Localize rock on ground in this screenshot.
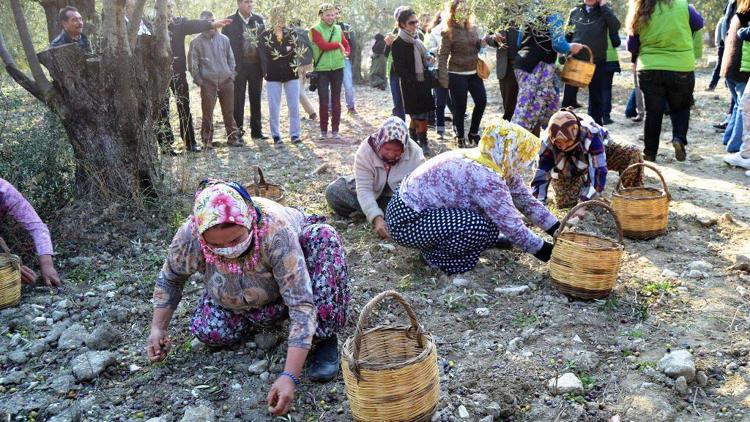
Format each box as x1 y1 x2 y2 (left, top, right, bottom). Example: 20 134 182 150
674 376 689 395
57 323 88 350
179 405 215 422
85 323 122 350
494 285 530 295
624 394 675 421
71 351 116 381
658 349 696 381
547 373 584 395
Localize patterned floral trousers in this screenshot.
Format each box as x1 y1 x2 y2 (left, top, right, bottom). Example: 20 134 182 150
553 141 645 209
189 223 350 346
511 62 560 134
386 192 499 275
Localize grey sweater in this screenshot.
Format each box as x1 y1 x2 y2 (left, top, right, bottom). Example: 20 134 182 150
188 32 237 85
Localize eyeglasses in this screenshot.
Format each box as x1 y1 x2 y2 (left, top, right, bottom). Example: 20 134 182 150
407 20 419 25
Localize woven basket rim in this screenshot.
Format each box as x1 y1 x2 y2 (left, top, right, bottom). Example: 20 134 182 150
613 186 667 201
0 254 21 267
556 231 624 252
342 325 436 371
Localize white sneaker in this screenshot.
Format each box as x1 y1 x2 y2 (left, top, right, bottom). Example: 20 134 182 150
724 152 750 169
746 169 750 177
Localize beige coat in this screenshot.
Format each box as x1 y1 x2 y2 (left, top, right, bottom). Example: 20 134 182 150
353 138 425 223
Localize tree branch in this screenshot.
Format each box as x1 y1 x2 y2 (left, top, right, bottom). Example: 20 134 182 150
127 0 148 49
153 0 170 60
10 0 53 95
102 0 130 57
0 31 43 101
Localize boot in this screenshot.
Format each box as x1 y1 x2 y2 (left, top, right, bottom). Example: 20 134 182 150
456 136 466 148
468 133 481 147
408 127 417 142
307 335 340 381
418 132 432 156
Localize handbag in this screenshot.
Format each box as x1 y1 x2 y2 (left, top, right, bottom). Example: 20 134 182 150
307 27 337 92
476 57 490 80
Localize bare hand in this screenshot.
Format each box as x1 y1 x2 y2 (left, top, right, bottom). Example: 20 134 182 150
211 18 232 29
569 43 585 55
38 255 62 287
385 33 395 46
20 265 37 284
599 0 608 5
146 328 172 363
267 376 295 416
373 216 390 239
494 34 506 43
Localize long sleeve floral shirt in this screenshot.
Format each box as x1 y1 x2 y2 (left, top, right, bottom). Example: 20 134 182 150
398 151 558 253
0 178 53 256
153 198 318 349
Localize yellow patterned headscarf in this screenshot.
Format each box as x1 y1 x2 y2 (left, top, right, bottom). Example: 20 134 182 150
464 120 541 179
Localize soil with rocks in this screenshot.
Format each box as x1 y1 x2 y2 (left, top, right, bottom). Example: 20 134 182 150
1 48 750 421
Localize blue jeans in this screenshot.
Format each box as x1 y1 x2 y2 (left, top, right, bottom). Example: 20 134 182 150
723 79 745 153
342 58 355 110
389 73 405 121
267 79 300 138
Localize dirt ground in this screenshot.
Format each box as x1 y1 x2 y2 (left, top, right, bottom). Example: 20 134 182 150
1 48 750 422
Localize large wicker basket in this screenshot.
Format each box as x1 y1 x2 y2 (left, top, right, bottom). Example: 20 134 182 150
612 162 671 239
342 290 440 422
549 201 624 300
0 236 22 310
560 45 595 88
246 167 285 204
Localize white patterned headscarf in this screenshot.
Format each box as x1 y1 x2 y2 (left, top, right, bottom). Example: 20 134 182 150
366 117 409 165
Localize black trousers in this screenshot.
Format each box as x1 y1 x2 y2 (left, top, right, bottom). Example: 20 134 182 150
562 61 607 125
234 61 264 138
158 71 196 149
637 70 695 157
709 45 724 89
498 64 518 121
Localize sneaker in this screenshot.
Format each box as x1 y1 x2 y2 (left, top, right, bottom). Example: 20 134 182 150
273 136 282 145
631 116 643 123
724 152 750 169
672 140 686 162
331 131 340 139
713 122 728 130
291 136 301 144
308 112 317 121
347 108 357 115
307 335 340 382
319 131 328 140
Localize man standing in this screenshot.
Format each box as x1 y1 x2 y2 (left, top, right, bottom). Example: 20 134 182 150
223 0 267 141
158 2 231 154
335 5 356 114
486 26 520 121
50 6 92 53
189 11 240 149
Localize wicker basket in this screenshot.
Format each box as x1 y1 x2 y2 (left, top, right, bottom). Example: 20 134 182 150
342 290 440 422
560 45 595 88
612 162 671 239
549 200 624 300
246 167 285 203
0 236 22 310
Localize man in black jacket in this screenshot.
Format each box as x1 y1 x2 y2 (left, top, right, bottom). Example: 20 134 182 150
561 0 620 125
158 2 230 153
486 26 520 121
223 0 267 141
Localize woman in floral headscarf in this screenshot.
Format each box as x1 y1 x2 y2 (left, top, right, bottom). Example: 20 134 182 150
325 117 425 238
386 120 561 274
146 180 350 417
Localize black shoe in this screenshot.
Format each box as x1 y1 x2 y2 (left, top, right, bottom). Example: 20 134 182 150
308 335 339 382
706 85 716 92
273 136 282 145
253 134 269 140
572 103 583 109
603 117 614 125
467 133 481 146
643 153 656 162
456 137 466 148
631 116 643 123
291 136 301 144
495 235 513 250
713 122 728 130
672 140 686 162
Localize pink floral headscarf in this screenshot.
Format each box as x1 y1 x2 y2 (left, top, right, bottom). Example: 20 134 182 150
190 182 267 274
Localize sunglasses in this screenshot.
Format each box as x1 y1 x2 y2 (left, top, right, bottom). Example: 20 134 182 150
407 20 419 25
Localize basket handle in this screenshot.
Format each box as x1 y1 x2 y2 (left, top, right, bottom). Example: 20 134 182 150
554 200 624 245
616 162 671 201
252 169 261 197
569 44 594 64
0 236 20 271
257 167 267 186
350 290 426 378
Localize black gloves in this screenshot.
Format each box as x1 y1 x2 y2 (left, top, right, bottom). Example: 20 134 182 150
546 221 561 237
533 241 554 262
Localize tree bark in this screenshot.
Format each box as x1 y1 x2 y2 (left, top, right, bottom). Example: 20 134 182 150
351 40 363 83
11 0 53 95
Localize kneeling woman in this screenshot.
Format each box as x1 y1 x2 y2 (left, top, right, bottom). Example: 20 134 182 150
147 180 350 416
386 120 560 275
531 108 644 209
326 117 425 239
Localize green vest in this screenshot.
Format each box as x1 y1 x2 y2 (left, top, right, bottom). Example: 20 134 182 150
636 0 695 72
606 37 618 63
741 40 750 73
310 22 345 72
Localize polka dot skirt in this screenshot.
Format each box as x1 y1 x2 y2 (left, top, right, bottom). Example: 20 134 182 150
386 191 499 275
